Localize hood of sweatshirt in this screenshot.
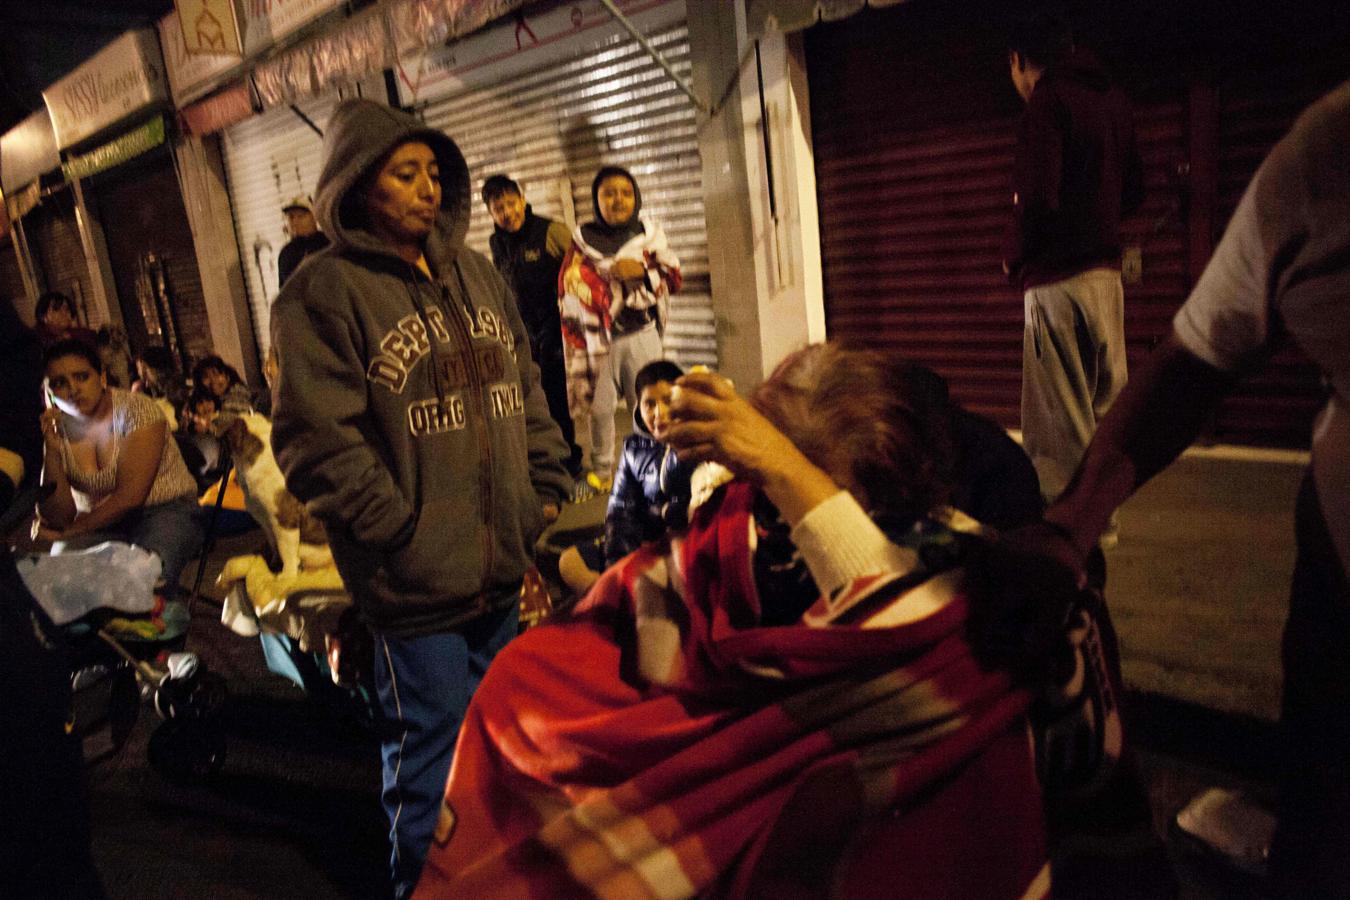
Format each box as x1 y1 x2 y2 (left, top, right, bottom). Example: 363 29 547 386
581 165 645 255
314 98 472 273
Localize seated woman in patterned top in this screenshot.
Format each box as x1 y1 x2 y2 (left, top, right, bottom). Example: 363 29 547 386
37 339 207 638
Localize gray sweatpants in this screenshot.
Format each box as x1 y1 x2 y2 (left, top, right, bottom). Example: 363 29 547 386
589 324 663 480
1021 268 1128 502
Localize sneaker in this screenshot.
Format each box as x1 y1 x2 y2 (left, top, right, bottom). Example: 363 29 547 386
568 478 597 504
586 472 613 493
1174 787 1275 877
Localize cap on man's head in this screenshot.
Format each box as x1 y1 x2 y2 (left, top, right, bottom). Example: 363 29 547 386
282 195 314 214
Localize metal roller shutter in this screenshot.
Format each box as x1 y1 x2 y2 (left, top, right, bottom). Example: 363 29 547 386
1207 60 1345 447
28 189 100 328
1 238 29 322
1117 93 1189 360
414 19 716 369
220 95 339 359
814 116 1021 422
89 150 212 366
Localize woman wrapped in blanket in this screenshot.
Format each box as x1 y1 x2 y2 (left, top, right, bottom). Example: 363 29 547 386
414 343 1079 899
36 339 206 639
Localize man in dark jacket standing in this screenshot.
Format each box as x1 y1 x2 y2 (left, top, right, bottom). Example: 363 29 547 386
482 175 587 494
271 100 570 898
276 195 329 287
1005 15 1144 521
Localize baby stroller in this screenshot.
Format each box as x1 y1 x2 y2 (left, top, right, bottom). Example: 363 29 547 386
7 483 230 783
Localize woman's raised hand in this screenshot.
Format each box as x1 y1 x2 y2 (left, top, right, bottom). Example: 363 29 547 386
666 370 842 525
666 371 786 480
40 407 64 453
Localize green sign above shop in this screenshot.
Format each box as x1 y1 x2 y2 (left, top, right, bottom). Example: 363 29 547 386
61 116 167 182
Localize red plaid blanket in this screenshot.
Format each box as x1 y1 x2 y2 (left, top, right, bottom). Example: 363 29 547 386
415 483 1050 898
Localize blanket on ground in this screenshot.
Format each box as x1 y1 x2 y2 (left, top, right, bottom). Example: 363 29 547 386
415 482 1049 898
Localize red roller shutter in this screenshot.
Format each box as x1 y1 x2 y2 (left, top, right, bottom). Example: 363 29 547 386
1204 59 1347 447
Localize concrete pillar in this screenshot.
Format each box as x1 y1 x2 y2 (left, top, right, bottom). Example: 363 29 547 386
173 133 261 386
687 7 824 391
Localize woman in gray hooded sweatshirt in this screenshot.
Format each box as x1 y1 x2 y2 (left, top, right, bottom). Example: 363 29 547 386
269 98 571 898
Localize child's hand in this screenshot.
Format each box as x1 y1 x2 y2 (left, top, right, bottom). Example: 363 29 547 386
611 258 647 282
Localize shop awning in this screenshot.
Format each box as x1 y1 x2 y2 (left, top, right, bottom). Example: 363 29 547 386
745 0 909 36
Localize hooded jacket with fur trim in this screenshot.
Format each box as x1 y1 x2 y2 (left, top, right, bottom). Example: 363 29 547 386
270 99 571 637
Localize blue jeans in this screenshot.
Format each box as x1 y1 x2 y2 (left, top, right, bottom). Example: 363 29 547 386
373 600 519 898
56 497 207 636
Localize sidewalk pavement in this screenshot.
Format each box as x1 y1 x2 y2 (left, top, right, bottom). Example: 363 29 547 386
1104 450 1304 722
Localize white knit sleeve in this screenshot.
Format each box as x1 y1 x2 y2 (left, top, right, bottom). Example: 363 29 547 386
788 491 919 597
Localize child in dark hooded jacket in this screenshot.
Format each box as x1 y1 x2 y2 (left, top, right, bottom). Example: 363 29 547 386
558 360 692 594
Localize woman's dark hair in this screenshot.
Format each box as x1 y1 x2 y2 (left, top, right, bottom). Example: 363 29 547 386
634 360 684 397
35 291 73 322
136 345 179 377
192 354 242 391
751 343 953 529
43 338 103 374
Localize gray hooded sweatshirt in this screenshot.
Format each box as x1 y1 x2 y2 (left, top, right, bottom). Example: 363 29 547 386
270 98 570 637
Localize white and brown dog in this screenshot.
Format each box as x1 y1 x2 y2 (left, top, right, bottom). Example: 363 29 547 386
218 412 333 577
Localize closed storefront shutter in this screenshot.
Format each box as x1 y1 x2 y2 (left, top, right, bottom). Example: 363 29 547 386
1 238 29 322
27 189 99 327
414 17 715 369
813 117 1021 421
220 95 338 359
1206 59 1347 447
90 148 212 368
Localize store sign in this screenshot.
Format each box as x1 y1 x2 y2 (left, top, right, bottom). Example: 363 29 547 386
160 11 243 105
246 0 345 45
174 0 245 54
0 109 60 195
61 117 167 182
43 30 168 150
394 0 683 106
173 0 341 55
181 83 256 135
